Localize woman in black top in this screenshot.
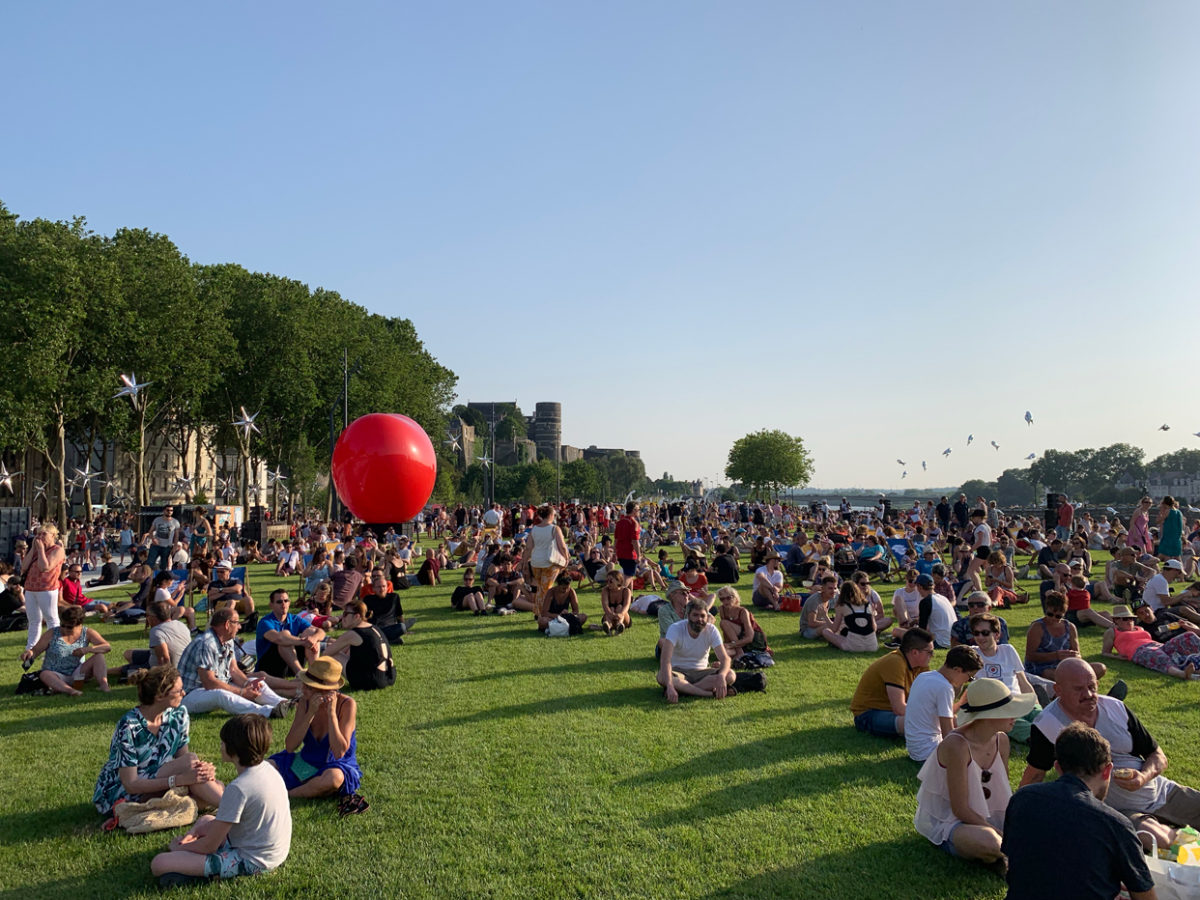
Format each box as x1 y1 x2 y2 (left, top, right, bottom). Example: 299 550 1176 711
324 600 395 691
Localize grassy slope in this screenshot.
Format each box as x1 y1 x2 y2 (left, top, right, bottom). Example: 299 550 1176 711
1 548 1197 900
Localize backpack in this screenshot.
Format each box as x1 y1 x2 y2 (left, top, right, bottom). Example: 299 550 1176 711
733 671 767 692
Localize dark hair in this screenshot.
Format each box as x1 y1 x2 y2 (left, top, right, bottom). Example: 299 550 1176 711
1043 590 1068 613
59 605 85 628
899 627 934 653
944 645 982 673
149 600 173 623
969 613 1000 634
555 573 571 586
537 505 552 519
269 587 289 603
128 665 180 705
971 508 985 518
153 571 173 588
626 501 636 514
219 714 272 767
1055 722 1111 778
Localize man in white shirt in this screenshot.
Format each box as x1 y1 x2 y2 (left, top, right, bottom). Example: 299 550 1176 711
1143 559 1183 613
905 646 982 761
657 599 734 703
891 574 957 649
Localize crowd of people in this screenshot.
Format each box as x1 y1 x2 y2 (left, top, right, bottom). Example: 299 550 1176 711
7 491 1200 894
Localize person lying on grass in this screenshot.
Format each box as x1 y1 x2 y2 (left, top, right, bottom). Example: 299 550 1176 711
94 665 223 818
657 598 735 703
1101 604 1200 680
151 714 291 887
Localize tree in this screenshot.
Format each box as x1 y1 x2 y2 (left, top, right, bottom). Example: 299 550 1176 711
1148 449 1200 475
997 468 1036 507
958 479 997 501
724 430 813 499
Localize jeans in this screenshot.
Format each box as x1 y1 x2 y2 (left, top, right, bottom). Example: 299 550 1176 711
182 685 285 717
147 545 172 572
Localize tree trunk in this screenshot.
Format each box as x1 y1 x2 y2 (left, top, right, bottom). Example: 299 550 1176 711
135 405 147 509
53 413 67 528
193 425 205 499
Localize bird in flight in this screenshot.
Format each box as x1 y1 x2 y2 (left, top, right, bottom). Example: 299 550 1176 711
942 448 952 457
896 459 906 466
1025 411 1033 426
990 441 1000 451
966 435 974 446
921 461 927 471
1159 424 1170 431
1025 453 1036 460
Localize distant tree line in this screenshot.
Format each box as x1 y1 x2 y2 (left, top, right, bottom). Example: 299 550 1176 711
0 200 456 525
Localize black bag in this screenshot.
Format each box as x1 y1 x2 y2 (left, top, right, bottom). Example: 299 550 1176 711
0 611 28 633
733 671 767 693
15 672 50 696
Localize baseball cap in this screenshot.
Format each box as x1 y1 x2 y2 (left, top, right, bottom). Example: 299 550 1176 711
215 560 232 571
1165 559 1184 571
915 574 934 588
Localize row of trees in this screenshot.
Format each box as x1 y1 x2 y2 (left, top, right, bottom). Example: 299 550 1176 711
0 201 457 525
958 445 1200 506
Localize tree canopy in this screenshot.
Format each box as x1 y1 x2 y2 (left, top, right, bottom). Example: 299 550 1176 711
724 430 813 499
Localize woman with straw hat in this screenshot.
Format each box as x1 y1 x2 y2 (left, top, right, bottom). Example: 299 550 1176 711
914 678 1036 871
268 657 362 800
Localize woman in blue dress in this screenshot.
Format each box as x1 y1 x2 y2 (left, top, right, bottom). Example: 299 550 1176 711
269 656 361 798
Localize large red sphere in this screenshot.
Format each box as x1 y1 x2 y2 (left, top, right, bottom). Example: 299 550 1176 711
331 413 437 523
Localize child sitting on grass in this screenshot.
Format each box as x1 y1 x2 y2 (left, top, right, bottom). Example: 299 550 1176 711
151 714 291 887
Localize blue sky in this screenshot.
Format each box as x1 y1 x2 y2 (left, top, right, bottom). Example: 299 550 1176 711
5 2 1199 489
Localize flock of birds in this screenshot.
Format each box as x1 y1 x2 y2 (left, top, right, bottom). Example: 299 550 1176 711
889 411 1196 481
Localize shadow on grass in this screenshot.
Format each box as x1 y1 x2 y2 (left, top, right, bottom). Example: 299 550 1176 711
414 685 657 730
450 656 654 683
0 801 105 846
701 838 980 900
723 697 846 724
0 702 130 737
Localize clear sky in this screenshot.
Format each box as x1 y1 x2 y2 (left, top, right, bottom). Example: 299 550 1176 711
5 2 1199 489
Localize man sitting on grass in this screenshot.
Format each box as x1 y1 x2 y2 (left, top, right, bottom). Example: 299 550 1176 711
849 627 934 738
657 598 735 703
178 609 293 720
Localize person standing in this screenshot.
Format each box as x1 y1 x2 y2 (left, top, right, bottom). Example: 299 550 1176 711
1157 495 1184 560
524 504 569 601
614 502 641 578
145 505 181 572
22 523 65 652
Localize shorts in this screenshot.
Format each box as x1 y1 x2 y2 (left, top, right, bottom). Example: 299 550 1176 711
674 667 718 685
853 708 899 737
204 840 266 879
128 649 153 669
975 546 992 561
1064 610 1093 628
618 558 638 577
937 823 963 856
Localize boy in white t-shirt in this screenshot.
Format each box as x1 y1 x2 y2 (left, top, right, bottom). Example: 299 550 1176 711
152 714 292 887
905 646 981 762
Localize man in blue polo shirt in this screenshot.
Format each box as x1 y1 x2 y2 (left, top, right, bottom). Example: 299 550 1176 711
255 589 323 682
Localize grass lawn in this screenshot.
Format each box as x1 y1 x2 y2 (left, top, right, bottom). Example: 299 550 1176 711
2 548 1198 899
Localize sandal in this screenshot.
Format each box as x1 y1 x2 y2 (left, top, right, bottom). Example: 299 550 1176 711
337 793 369 817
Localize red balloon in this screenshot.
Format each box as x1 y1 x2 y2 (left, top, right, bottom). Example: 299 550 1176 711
331 413 437 523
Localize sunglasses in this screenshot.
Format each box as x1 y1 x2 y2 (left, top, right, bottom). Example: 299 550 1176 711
981 769 993 800
972 630 995 637
1044 612 1065 619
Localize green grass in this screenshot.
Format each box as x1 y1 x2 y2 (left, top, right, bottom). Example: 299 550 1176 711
2 550 1198 899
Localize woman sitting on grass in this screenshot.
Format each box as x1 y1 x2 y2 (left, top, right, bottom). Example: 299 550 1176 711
716 586 769 661
1024 591 1107 683
983 551 1020 609
21 604 111 695
269 656 363 798
968 614 1040 743
914 678 1034 871
322 601 395 691
151 715 291 887
600 570 632 635
820 581 878 652
537 573 587 634
1101 604 1200 680
93 665 223 818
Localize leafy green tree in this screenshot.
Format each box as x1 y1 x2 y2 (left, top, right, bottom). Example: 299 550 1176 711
725 430 813 499
561 459 601 501
957 479 997 501
1148 449 1200 474
997 468 1036 507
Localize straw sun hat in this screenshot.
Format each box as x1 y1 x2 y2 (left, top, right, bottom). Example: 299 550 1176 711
299 656 345 691
957 678 1037 725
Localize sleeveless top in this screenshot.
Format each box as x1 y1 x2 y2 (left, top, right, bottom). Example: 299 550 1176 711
843 604 875 636
346 625 395 691
44 626 88 676
1025 619 1070 675
1113 627 1155 660
547 590 573 616
528 524 559 567
914 734 1010 845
